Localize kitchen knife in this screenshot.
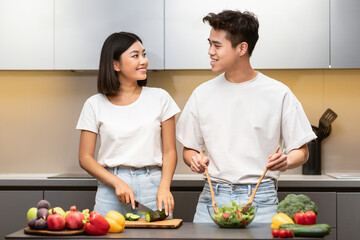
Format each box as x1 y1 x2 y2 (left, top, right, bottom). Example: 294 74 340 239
134 201 160 219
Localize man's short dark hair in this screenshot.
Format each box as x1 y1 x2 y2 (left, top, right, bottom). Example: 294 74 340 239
203 10 259 56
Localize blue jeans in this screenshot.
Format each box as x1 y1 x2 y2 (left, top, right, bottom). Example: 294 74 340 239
194 180 278 223
93 166 161 217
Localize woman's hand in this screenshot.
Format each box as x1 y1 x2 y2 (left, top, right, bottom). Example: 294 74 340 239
190 153 209 173
156 186 174 216
113 179 136 208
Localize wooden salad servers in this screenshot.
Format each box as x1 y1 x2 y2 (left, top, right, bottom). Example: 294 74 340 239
200 149 218 213
241 146 280 213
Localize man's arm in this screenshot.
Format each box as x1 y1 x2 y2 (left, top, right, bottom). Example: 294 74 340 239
183 147 209 173
266 144 309 172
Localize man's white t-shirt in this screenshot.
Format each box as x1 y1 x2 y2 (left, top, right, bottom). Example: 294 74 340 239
77 87 180 168
176 72 316 184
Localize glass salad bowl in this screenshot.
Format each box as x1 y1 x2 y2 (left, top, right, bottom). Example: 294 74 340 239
207 203 258 228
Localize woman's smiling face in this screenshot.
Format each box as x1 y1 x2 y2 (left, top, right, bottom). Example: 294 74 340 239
116 40 149 82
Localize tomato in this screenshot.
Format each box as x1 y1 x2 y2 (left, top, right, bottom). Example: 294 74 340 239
222 212 230 219
272 229 280 237
279 229 290 238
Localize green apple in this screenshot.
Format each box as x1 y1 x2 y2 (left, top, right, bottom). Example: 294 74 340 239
27 207 37 221
49 207 66 218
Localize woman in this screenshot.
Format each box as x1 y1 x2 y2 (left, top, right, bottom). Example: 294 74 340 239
76 32 180 217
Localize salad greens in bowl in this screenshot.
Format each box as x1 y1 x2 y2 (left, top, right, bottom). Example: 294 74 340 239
207 202 257 228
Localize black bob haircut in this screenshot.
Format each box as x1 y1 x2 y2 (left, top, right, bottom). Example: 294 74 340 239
97 32 147 96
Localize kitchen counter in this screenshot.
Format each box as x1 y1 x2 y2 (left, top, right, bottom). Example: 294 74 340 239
5 223 324 240
0 173 360 190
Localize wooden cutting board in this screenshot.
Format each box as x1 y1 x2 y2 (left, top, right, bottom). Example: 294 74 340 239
125 218 182 228
24 227 84 236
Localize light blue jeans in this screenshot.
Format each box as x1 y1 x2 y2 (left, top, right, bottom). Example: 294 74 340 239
194 180 278 223
93 166 161 217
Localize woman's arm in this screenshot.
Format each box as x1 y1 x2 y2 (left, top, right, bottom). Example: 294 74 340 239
78 130 136 208
157 116 177 216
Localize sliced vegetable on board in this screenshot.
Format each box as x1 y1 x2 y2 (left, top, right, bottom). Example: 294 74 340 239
145 209 168 222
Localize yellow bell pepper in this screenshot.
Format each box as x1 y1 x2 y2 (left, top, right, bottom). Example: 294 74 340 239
271 212 294 229
106 210 126 233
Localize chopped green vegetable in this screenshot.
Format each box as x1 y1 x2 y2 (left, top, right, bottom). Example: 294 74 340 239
210 201 256 228
125 213 133 220
128 213 140 221
277 194 318 220
125 213 140 221
145 209 167 222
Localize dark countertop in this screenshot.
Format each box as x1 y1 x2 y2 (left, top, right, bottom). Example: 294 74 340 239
0 174 360 190
5 223 323 240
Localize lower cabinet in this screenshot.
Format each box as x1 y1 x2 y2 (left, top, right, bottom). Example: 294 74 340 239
44 190 96 212
0 190 43 240
172 191 201 222
278 192 336 240
336 193 360 240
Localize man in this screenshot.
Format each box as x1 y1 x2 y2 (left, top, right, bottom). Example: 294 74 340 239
176 10 316 223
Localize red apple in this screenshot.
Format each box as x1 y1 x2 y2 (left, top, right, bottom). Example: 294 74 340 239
65 206 85 230
47 209 65 230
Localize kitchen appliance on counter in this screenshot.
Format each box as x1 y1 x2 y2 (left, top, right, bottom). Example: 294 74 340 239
303 109 337 175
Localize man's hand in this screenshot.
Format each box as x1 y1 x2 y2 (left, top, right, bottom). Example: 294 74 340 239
190 153 209 173
266 151 288 172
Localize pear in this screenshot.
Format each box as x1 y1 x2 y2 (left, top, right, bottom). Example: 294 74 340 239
27 207 37 222
49 207 66 218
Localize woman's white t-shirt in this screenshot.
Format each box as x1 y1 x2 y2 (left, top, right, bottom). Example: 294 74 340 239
76 87 180 168
176 72 316 184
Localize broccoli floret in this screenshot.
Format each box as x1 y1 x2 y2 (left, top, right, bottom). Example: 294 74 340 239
277 194 318 219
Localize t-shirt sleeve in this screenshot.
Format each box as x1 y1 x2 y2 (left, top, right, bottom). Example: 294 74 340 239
159 89 180 122
76 100 99 134
176 92 204 151
281 91 317 153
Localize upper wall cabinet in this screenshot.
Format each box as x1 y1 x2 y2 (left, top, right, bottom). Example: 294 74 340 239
0 0 54 70
330 0 360 68
165 0 329 69
54 0 164 70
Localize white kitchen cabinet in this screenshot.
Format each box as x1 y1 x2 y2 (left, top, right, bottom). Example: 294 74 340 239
330 0 360 68
0 0 54 70
165 0 329 69
54 0 164 70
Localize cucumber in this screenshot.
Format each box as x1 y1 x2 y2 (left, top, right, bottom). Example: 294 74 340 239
145 209 168 222
125 213 140 221
125 213 133 220
128 214 140 221
279 223 331 237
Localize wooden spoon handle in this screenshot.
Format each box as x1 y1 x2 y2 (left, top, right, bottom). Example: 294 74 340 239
248 146 280 203
200 150 216 208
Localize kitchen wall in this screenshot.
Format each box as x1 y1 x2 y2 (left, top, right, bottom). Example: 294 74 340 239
1 69 359 175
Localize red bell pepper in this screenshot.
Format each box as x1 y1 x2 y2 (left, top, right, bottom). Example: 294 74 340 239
83 211 110 235
294 211 317 225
